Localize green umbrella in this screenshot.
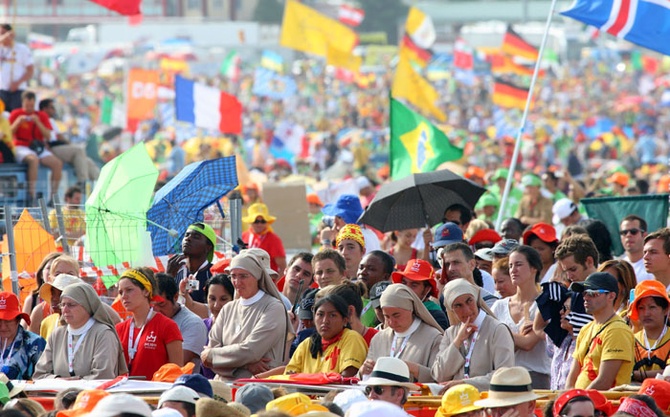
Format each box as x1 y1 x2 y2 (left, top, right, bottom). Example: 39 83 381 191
85 143 158 272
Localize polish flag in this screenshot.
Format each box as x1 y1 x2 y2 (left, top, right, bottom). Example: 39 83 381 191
338 4 365 27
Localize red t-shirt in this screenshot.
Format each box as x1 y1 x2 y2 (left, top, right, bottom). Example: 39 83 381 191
241 230 286 272
9 109 52 147
116 312 183 380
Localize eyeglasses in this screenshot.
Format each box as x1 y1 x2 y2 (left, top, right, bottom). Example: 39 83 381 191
59 302 80 310
253 219 267 224
583 289 610 298
619 228 644 236
364 386 387 396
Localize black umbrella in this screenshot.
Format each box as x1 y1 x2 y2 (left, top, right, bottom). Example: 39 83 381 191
358 169 486 232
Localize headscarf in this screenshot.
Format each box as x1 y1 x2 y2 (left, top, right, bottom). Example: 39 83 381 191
380 284 443 333
443 279 496 325
60 282 129 375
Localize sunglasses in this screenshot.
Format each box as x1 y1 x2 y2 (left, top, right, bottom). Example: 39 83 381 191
253 219 267 224
584 289 610 297
619 228 644 236
364 386 387 396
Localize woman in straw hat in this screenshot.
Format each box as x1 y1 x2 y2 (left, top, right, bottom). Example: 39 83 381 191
432 278 514 391
0 291 45 379
241 203 286 274
202 251 293 380
115 268 184 380
360 284 443 382
629 279 670 382
33 282 128 379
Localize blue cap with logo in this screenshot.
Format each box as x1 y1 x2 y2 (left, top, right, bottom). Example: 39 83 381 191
432 222 463 248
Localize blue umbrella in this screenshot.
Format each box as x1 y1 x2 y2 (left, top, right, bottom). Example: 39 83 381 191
147 156 238 256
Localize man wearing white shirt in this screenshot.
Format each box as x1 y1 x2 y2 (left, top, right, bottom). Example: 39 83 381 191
643 228 670 291
0 24 33 112
619 215 654 283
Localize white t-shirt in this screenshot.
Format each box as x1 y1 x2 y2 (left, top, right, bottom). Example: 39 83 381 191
620 254 654 283
540 263 558 284
0 43 33 90
173 305 208 372
491 297 550 375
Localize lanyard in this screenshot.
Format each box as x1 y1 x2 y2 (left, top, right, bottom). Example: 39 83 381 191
390 335 410 358
361 302 372 317
128 308 154 365
0 337 17 367
643 325 668 359
67 320 95 375
180 260 210 280
463 328 480 379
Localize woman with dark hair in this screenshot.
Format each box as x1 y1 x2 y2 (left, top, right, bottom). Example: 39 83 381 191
22 252 60 327
523 223 560 283
322 281 378 346
544 392 593 417
581 219 612 263
201 274 234 379
492 245 550 388
115 268 184 380
283 294 367 377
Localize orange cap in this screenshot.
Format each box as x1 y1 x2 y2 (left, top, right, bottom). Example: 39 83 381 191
57 390 110 417
629 279 670 321
657 175 670 193
152 362 196 382
465 166 485 181
391 259 437 297
306 193 324 207
607 172 629 187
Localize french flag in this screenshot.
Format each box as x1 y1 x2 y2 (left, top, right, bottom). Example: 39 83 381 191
175 75 242 134
561 0 670 56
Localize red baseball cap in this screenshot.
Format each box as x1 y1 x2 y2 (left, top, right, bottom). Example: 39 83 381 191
391 259 437 297
468 229 502 246
0 292 30 325
522 222 558 244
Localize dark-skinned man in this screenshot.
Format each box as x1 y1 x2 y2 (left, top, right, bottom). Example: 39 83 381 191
167 222 216 319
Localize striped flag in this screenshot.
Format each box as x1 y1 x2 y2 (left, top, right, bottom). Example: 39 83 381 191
502 25 539 61
492 78 529 110
338 4 365 26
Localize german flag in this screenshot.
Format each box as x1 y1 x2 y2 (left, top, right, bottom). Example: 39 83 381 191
490 53 536 76
400 33 433 67
492 78 529 110
502 25 539 61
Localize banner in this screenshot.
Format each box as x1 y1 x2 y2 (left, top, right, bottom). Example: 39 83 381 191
127 69 159 121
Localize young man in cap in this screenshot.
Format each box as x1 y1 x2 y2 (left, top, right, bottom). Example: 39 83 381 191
566 272 634 389
620 214 654 283
643 227 670 290
359 356 417 407
552 198 583 237
157 386 199 417
368 280 391 328
321 194 381 251
167 222 215 308
473 367 542 417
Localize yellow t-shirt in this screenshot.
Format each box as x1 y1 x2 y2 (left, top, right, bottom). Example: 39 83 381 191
573 315 634 389
285 328 367 375
40 313 60 340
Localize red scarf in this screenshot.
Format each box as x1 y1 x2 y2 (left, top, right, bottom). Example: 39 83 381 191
321 329 344 351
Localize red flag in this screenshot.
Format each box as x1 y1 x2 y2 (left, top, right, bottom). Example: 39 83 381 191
453 38 474 70
338 4 365 26
89 0 141 16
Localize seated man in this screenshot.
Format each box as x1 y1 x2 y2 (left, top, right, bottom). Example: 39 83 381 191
10 90 61 203
359 357 418 407
39 98 100 184
473 367 542 417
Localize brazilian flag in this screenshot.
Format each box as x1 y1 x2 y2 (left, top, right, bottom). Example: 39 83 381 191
389 98 463 180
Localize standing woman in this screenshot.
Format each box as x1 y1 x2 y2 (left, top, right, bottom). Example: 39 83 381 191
492 245 550 388
33 282 127 379
115 268 183 380
202 251 292 380
0 292 46 379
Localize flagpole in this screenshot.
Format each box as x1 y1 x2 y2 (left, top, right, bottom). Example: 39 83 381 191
495 0 559 231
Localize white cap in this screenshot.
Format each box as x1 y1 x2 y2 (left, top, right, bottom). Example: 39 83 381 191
152 408 183 417
345 400 407 417
552 198 577 224
91 394 153 417
474 248 493 262
355 176 372 191
158 386 200 408
333 389 367 413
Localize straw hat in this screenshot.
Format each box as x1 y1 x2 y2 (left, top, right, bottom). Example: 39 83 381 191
242 203 276 224
357 357 418 390
195 398 247 417
473 367 541 408
39 274 80 304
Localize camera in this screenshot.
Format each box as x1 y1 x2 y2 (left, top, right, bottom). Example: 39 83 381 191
322 215 335 228
186 279 200 291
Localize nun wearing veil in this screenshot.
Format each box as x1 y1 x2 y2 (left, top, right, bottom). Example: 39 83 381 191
34 282 127 379
202 251 293 380
431 278 514 391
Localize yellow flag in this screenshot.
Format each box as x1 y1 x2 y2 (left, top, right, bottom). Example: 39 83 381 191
392 58 446 122
280 0 358 57
326 44 362 73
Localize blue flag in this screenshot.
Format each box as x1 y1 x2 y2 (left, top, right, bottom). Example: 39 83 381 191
252 68 297 100
561 0 670 55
